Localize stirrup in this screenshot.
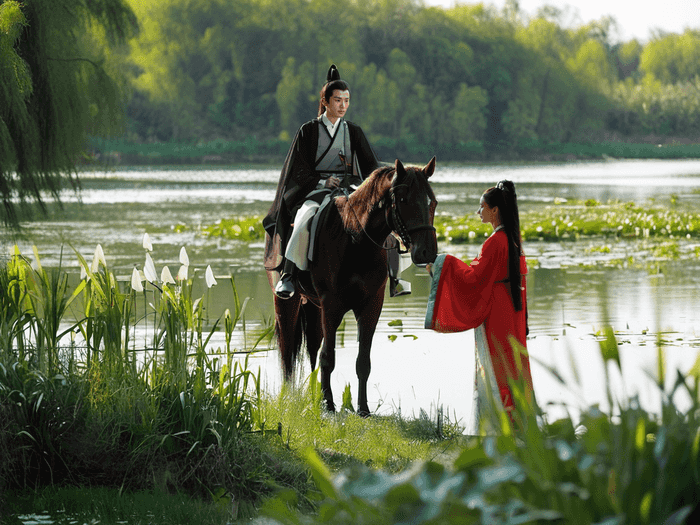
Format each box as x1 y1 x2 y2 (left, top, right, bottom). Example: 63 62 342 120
274 273 296 299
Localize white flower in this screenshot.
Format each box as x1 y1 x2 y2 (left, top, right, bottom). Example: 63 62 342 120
144 253 158 283
91 244 106 272
161 265 176 284
205 265 217 288
179 246 189 266
142 233 153 252
131 267 144 292
80 263 88 281
177 264 188 281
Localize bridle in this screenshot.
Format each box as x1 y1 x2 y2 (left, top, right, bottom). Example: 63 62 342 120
344 174 437 253
387 183 437 254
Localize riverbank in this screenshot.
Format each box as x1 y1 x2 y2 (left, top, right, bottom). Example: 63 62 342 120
84 136 700 167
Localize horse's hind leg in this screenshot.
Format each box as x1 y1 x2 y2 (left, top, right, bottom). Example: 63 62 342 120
301 301 323 370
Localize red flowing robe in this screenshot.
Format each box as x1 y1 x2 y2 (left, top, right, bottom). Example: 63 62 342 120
424 229 533 432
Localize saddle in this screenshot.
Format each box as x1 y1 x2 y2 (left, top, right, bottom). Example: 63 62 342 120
289 191 337 302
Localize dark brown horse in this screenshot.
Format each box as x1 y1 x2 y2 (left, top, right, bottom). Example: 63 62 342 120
267 157 438 416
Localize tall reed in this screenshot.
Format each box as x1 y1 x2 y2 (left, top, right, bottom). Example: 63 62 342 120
0 246 31 363
1 242 268 498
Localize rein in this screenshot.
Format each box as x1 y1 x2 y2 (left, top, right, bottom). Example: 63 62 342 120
388 184 436 254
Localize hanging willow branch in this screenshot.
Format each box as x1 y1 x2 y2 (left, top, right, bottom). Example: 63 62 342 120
0 0 138 227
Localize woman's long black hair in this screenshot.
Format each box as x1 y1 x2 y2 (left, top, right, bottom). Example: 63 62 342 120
483 180 524 311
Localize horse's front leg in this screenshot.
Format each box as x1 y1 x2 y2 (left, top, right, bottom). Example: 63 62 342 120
355 286 386 417
318 301 345 413
319 338 336 412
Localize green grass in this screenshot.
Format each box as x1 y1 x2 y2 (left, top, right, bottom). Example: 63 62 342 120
256 370 463 474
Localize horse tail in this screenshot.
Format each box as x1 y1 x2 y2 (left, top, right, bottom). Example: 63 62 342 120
275 295 305 381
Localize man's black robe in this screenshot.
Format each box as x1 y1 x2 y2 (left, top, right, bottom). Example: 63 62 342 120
263 118 379 271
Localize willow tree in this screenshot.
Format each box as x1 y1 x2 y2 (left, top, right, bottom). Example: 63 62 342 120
0 0 138 227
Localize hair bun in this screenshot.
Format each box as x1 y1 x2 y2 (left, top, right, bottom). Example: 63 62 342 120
496 180 516 196
326 64 341 83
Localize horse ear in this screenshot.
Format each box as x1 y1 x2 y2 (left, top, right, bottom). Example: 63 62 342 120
394 159 406 181
424 156 436 179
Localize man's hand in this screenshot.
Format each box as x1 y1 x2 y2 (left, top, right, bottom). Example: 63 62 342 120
324 176 341 189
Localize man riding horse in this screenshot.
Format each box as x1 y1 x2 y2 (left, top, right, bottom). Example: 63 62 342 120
263 64 408 298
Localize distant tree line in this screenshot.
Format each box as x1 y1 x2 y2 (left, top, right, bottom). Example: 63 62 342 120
119 0 700 151
4 0 700 227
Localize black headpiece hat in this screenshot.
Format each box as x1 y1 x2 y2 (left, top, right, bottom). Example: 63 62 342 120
326 64 341 83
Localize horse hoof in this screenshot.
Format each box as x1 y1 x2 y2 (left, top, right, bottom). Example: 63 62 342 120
358 408 371 418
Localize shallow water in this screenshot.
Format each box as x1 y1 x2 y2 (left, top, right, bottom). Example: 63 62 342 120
4 159 700 426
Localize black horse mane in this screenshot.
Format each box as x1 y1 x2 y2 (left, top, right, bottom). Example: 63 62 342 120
335 165 395 237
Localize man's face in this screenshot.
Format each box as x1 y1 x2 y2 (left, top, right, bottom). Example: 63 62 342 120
324 89 350 121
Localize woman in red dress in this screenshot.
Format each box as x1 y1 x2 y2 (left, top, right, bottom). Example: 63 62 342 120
425 180 533 435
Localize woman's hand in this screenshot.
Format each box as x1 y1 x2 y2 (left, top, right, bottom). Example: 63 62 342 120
426 263 433 277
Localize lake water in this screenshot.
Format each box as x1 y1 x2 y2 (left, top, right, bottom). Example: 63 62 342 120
4 158 700 427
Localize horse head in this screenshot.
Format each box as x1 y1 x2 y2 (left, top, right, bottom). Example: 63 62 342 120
390 157 438 267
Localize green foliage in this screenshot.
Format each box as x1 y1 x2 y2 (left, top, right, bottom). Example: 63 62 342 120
102 1 700 161
263 330 700 525
118 0 623 151
0 0 138 226
640 30 700 84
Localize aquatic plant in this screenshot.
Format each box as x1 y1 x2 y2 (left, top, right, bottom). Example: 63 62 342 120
202 215 266 241
434 198 700 246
